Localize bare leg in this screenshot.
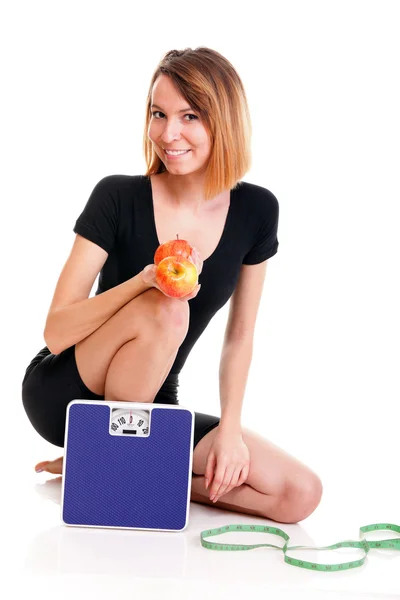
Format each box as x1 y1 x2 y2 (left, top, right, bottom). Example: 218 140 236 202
104 332 180 402
190 475 288 521
189 425 323 523
35 289 189 475
34 340 179 475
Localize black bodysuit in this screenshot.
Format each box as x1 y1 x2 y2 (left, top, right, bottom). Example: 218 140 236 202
22 174 279 453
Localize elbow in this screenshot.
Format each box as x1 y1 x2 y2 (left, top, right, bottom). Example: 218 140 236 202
43 329 60 355
43 316 62 355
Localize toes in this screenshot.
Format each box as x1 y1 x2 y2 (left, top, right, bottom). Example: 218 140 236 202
35 457 63 474
35 461 50 472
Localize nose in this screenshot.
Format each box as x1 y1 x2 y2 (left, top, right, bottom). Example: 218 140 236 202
159 117 185 144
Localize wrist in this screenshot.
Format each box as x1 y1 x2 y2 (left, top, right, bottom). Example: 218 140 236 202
217 420 242 435
139 268 155 291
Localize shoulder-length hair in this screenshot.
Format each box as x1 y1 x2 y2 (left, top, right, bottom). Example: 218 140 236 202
142 47 252 201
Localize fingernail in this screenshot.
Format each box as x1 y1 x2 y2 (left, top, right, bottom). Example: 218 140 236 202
35 468 43 473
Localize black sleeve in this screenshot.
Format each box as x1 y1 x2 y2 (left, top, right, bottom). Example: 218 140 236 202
73 175 119 254
242 190 279 264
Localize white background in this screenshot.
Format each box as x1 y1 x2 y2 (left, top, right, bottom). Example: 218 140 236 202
1 0 399 596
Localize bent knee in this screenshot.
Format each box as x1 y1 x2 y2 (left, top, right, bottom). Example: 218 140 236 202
290 475 323 522
277 474 323 524
140 288 190 335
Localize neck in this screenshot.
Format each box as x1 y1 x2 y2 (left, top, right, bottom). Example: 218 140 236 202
162 172 206 211
161 172 223 213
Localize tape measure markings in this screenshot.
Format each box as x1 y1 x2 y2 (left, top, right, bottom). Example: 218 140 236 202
200 522 400 571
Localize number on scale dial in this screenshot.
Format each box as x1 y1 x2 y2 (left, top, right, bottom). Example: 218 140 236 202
109 408 150 436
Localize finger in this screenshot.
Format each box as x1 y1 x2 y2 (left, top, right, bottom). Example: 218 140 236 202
181 284 200 301
204 452 216 490
196 252 203 275
196 253 203 275
142 264 157 284
219 469 241 498
237 464 250 486
179 290 195 302
192 247 202 274
141 266 150 282
208 467 223 499
212 467 235 501
209 465 229 501
215 464 247 500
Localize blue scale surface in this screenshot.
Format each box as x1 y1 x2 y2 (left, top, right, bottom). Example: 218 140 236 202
61 401 194 531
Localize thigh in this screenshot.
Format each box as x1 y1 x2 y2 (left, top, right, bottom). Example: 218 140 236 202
22 345 104 448
22 346 184 447
191 412 220 475
192 424 321 497
75 288 189 397
23 348 220 473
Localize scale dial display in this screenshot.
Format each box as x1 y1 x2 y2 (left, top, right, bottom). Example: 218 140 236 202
109 408 150 437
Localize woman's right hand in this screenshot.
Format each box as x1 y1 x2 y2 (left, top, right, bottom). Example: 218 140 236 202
141 264 201 301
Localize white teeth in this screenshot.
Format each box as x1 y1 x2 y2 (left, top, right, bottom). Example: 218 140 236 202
165 150 189 155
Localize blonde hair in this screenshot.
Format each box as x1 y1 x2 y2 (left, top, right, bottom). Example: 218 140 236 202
142 47 252 201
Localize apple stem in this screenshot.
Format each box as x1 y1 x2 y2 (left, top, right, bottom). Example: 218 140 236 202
176 234 179 240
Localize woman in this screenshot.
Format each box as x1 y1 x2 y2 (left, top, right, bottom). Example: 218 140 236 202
22 47 322 523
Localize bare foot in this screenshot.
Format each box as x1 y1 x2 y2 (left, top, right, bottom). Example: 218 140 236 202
35 456 64 474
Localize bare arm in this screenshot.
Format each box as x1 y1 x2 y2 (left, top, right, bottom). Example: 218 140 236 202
44 275 151 355
218 260 268 432
43 234 152 355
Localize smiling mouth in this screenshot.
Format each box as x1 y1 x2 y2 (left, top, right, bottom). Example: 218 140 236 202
164 150 192 158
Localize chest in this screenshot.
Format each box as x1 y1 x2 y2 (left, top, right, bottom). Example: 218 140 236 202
152 188 231 263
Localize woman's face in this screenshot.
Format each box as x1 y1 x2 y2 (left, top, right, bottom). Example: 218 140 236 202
148 74 211 175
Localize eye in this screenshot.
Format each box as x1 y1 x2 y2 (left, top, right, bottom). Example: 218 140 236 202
151 111 198 122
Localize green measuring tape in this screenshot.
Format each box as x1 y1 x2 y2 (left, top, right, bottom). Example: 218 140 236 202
200 522 400 571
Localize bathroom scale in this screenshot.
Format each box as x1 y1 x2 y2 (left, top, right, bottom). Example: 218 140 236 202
61 400 194 532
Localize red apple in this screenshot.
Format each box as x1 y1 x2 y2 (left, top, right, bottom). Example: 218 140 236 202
155 256 198 298
154 235 199 271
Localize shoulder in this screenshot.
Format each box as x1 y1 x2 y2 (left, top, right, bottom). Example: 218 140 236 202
235 180 279 217
86 175 150 211
91 174 147 193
